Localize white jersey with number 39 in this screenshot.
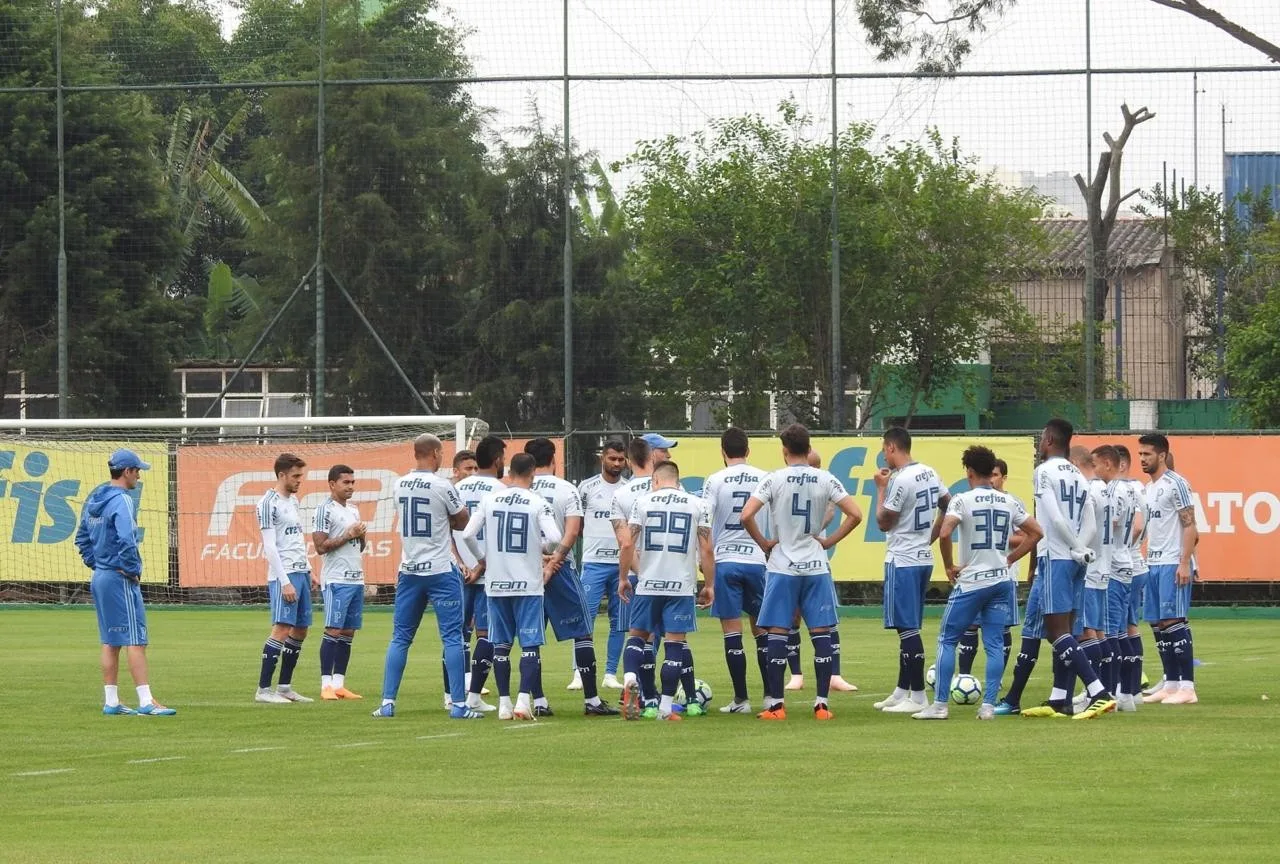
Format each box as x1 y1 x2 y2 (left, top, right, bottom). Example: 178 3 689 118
750 465 848 576
946 487 1028 591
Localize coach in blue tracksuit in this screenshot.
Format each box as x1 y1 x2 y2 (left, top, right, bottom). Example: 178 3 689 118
74 449 176 716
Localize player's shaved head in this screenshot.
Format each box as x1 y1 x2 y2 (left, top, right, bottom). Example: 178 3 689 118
508 452 536 479
721 427 749 459
1069 445 1094 469
779 423 810 457
413 433 442 458
653 461 680 486
524 437 557 468
627 436 651 469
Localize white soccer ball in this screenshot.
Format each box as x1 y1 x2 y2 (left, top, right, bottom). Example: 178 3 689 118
926 664 937 691
675 678 713 708
950 673 982 705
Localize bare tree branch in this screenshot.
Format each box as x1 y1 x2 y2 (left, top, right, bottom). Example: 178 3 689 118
1147 0 1280 64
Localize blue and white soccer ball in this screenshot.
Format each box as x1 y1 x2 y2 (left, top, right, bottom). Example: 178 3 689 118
926 664 937 691
675 678 713 708
950 674 982 705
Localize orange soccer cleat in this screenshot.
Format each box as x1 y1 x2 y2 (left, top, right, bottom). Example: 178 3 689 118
335 687 363 700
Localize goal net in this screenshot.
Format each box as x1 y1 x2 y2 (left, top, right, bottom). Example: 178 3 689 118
0 415 487 606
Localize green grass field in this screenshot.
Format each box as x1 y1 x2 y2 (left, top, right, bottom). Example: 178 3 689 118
3 608 1278 863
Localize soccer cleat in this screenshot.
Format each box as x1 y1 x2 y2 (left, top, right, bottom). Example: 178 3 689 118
1142 676 1165 697
1072 691 1090 711
583 701 621 716
977 703 996 721
912 702 949 720
566 670 583 691
993 700 1021 716
335 687 363 700
873 693 904 710
602 674 624 690
684 703 707 717
1073 697 1117 720
371 703 396 718
102 704 137 716
498 703 515 720
720 700 752 714
321 686 340 701
449 705 486 720
1143 687 1175 704
621 682 643 721
137 703 177 716
641 706 660 720
828 676 858 692
255 688 290 704
513 704 535 721
882 697 928 714
533 705 555 718
670 702 686 714
757 706 787 721
465 697 498 713
1140 671 1153 690
1022 703 1071 719
658 711 683 722
1116 695 1138 712
276 689 313 703
1161 688 1198 705
442 694 453 711
784 674 804 691
813 704 835 721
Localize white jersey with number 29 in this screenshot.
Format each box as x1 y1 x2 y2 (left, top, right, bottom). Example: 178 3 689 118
750 465 848 576
628 488 710 596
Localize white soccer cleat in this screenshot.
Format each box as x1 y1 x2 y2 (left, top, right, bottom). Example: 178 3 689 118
465 695 498 713
912 701 950 720
1161 688 1198 705
785 674 804 691
443 694 453 711
719 700 752 714
977 703 996 720
882 697 929 714
566 670 583 691
1116 694 1138 712
276 689 313 703
829 676 858 692
513 704 535 721
873 693 905 710
602 674 624 690
1072 691 1090 711
498 703 514 720
255 688 290 704
1142 677 1166 697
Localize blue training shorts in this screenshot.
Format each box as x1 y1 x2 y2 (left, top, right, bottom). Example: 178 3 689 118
391 568 464 650
269 571 313 627
883 561 931 630
543 561 592 641
488 594 546 647
464 581 489 634
1081 585 1108 632
710 561 766 620
1039 556 1083 616
1144 563 1190 622
758 571 838 630
1105 579 1131 637
629 594 697 635
90 569 148 646
322 583 364 630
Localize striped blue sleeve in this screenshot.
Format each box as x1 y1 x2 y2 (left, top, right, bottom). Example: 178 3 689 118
313 501 329 533
257 494 274 531
1172 473 1194 511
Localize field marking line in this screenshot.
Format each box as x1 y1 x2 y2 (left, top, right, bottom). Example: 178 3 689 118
415 733 464 740
333 741 377 748
126 756 187 764
503 722 552 731
230 746 286 753
13 768 75 777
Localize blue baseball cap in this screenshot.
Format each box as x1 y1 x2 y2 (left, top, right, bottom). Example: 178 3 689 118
641 433 679 450
108 449 151 471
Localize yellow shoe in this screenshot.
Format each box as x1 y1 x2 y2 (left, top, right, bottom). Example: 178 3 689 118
1023 703 1071 719
335 687 363 700
1073 697 1117 720
321 686 340 701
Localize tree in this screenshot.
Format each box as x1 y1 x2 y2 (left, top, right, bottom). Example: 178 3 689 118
1224 220 1280 426
857 0 1280 72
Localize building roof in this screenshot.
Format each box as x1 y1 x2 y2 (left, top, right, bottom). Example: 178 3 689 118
1034 218 1168 273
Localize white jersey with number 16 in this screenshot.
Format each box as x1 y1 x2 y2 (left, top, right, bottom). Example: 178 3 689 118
394 470 463 575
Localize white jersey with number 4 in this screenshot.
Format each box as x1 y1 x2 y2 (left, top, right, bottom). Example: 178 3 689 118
393 470 463 575
702 465 768 565
1145 470 1194 565
313 498 364 585
579 474 622 565
464 488 560 598
1034 457 1089 561
750 465 848 576
628 488 710 596
946 487 1028 592
453 475 505 575
881 462 947 568
257 490 308 581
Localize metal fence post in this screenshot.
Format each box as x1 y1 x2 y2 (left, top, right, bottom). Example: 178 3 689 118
314 0 328 415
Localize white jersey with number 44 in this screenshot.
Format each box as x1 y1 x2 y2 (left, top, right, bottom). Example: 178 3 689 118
750 465 848 576
628 488 710 596
1034 457 1089 561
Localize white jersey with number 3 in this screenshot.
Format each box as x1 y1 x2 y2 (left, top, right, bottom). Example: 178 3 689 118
628 488 710 596
946 487 1028 592
750 465 848 576
702 465 768 565
394 471 463 575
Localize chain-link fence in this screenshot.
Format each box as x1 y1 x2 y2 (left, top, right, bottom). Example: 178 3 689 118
3 0 1278 431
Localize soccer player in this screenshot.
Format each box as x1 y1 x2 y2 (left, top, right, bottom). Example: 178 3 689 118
914 446 1042 720
453 435 507 713
373 434 479 720
255 453 316 704
617 461 715 721
452 449 478 481
740 423 863 721
641 432 678 465
612 437 659 706
1139 433 1200 705
957 458 1016 676
528 437 619 716
313 464 367 701
458 453 562 720
1069 445 1114 710
575 439 628 690
1116 444 1151 697
1018 419 1115 720
702 427 769 713
1093 445 1145 711
75 449 175 716
871 426 951 714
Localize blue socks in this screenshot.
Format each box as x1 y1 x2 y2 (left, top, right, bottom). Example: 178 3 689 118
899 629 926 692
957 629 979 675
1127 634 1144 695
518 648 541 697
469 637 494 695
811 631 833 700
829 625 843 676
661 641 683 699
574 639 599 700
493 644 512 697
320 634 338 677
1053 633 1109 700
724 632 749 702
623 636 645 684
259 638 283 690
680 643 697 703
786 628 801 675
1002 636 1040 706
279 636 303 686
1167 622 1194 682
334 634 352 677
640 642 658 702
766 632 789 702
1154 626 1176 682
755 632 770 694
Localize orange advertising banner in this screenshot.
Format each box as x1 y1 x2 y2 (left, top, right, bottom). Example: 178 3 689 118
176 438 562 587
1075 434 1278 582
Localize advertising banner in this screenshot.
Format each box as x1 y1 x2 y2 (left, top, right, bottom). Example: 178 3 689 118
670 435 1036 582
0 442 169 583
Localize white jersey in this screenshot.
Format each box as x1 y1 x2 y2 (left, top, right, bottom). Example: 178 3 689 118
313 498 364 585
946 487 1028 592
1106 479 1142 583
702 464 768 566
1033 457 1089 561
579 474 623 565
393 470 464 575
1145 470 1194 565
453 475 505 577
750 465 849 576
531 474 583 537
628 487 711 596
257 490 308 580
1123 478 1149 575
610 475 651 525
1085 477 1109 588
881 461 947 568
464 487 560 597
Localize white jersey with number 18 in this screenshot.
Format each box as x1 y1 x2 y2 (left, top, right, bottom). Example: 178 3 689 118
465 488 560 598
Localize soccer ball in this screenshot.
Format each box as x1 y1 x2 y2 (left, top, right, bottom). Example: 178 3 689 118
950 674 982 705
926 664 937 691
675 679 713 708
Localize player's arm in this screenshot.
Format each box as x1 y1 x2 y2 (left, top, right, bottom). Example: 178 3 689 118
873 469 899 532
1010 516 1043 568
696 524 715 609
111 495 143 579
740 482 775 556
819 493 863 551
937 512 961 583
548 513 582 571
457 504 486 574
932 489 954 567
1176 505 1198 586
617 523 640 602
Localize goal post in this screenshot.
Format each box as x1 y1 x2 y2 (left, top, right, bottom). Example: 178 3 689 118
0 415 488 605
